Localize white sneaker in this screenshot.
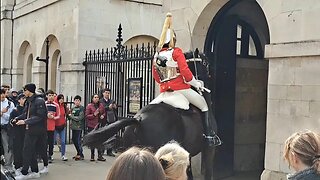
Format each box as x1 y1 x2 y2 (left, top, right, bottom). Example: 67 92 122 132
15 172 41 180
15 167 22 176
61 156 68 161
27 172 40 179
39 166 49 174
15 174 28 180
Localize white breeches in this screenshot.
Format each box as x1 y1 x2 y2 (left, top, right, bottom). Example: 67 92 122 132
177 89 208 112
150 88 208 112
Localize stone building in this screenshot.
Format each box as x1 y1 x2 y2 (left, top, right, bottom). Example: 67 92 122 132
1 0 319 179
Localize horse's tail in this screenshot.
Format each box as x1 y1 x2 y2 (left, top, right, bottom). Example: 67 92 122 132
83 118 139 148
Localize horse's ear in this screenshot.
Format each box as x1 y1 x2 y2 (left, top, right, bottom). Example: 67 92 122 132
195 48 199 58
184 51 193 60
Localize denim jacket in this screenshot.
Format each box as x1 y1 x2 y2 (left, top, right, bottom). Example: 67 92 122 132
287 167 320 180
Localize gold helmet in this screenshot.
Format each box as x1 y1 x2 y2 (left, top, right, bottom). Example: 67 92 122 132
158 13 175 48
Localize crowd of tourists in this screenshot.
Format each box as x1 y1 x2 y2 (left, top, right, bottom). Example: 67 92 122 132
1 83 118 179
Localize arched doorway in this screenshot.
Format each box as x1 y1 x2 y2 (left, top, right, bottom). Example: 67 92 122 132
40 35 61 92
50 49 61 92
204 0 269 179
26 54 33 83
55 54 62 94
124 35 158 47
17 41 33 87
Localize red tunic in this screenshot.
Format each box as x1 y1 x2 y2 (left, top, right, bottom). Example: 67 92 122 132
152 47 193 92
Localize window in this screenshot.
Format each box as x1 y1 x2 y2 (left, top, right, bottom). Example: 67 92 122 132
235 22 262 58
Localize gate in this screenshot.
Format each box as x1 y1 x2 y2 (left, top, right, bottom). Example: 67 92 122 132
82 25 157 121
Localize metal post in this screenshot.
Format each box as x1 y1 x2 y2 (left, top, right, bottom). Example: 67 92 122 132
36 38 49 91
114 24 124 60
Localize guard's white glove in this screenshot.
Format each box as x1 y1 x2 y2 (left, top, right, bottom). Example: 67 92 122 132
187 76 203 90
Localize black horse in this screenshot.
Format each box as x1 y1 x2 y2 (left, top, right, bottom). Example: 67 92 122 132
84 49 219 180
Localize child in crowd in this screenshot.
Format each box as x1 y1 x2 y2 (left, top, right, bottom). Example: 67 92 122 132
68 95 85 160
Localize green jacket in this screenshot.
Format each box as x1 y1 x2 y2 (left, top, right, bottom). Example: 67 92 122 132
68 105 85 130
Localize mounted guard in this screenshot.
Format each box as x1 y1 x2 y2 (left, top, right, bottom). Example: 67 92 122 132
151 13 221 146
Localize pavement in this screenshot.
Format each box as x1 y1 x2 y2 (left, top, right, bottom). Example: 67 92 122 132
37 145 116 180
3 144 261 180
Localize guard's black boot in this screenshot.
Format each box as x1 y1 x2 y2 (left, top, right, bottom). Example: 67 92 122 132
202 111 222 147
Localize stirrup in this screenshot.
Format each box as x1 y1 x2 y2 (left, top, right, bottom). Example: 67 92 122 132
203 134 222 147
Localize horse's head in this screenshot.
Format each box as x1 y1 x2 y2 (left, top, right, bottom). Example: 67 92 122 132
184 48 210 84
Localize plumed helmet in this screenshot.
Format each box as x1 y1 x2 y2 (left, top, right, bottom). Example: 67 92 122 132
158 12 175 48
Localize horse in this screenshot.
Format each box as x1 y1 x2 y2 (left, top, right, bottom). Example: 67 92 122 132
83 49 220 180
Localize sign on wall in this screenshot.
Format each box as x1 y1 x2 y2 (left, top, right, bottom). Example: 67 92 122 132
128 78 142 114
96 76 106 90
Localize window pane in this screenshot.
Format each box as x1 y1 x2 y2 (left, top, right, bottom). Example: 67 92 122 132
248 35 257 56
237 25 242 39
211 41 215 52
237 40 241 55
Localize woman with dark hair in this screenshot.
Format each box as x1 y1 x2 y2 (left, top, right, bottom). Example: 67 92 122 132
54 94 69 161
106 147 166 180
85 94 106 161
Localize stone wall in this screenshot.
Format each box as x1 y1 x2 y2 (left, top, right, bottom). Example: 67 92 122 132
261 41 320 180
0 0 14 86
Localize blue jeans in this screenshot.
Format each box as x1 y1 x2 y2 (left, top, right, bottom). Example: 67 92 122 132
54 127 66 156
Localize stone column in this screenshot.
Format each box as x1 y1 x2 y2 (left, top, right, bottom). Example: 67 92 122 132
261 41 320 180
0 0 14 86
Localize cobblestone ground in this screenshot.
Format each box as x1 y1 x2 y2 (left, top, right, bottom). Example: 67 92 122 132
38 145 116 180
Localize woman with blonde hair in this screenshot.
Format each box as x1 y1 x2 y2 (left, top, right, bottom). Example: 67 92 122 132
283 130 320 180
106 147 166 180
155 141 190 180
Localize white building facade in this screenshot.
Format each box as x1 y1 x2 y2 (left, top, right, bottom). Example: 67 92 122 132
1 0 320 179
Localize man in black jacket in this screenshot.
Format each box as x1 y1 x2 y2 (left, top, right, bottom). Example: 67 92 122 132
100 88 117 157
14 83 48 179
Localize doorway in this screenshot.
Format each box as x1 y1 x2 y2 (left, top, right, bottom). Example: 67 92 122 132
204 0 269 179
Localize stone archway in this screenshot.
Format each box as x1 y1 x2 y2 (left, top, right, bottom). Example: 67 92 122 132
124 35 158 47
195 0 270 179
50 49 61 92
39 35 61 91
16 41 33 87
25 54 33 83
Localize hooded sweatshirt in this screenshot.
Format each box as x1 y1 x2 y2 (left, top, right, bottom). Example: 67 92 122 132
54 97 68 127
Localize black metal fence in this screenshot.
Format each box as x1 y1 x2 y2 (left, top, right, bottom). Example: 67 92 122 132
64 96 75 144
82 25 157 119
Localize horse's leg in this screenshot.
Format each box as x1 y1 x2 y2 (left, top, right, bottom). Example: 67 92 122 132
201 146 215 180
187 155 193 180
